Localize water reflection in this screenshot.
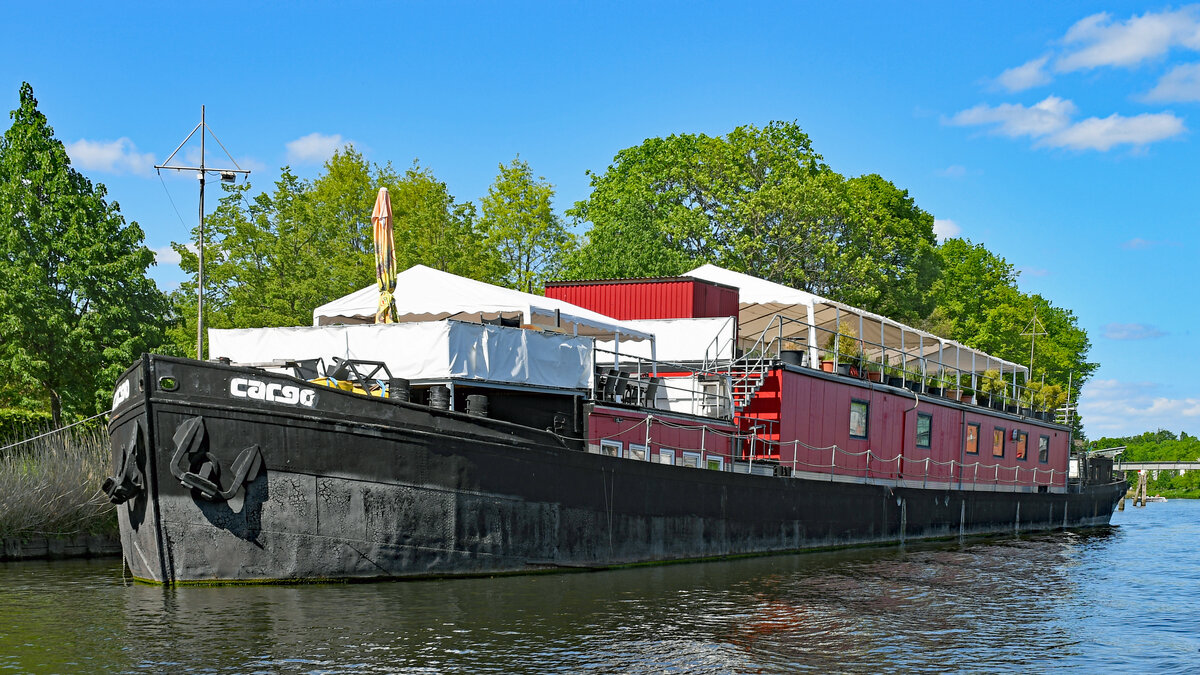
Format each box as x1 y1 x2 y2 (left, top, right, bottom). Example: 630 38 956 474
3 508 1200 673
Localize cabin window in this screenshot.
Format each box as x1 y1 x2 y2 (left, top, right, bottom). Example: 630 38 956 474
992 427 1005 457
658 448 675 465
916 413 932 449
850 399 869 439
627 443 648 461
1016 432 1028 461
706 455 725 471
681 451 701 468
600 440 622 457
966 423 980 455
1038 435 1050 464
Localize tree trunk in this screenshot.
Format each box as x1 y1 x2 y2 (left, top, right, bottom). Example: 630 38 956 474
49 389 62 429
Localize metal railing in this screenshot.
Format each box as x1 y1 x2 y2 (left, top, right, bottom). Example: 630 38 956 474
593 347 731 418
587 414 1067 490
738 313 1069 421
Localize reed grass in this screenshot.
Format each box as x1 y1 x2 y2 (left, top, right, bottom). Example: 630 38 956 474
0 428 117 538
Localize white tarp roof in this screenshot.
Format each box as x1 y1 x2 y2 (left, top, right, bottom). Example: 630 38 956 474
686 264 1027 375
595 317 737 364
313 265 652 342
210 321 595 390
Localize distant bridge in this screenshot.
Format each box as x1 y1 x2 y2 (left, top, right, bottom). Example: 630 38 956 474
1114 461 1200 472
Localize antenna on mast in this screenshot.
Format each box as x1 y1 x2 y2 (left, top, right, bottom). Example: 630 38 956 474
155 106 251 360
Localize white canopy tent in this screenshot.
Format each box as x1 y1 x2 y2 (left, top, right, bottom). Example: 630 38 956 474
313 265 653 344
685 264 1028 381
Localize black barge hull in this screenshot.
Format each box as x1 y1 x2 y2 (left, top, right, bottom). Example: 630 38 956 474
106 356 1126 584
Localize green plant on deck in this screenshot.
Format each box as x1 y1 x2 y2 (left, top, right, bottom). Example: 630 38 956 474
979 370 1006 397
0 428 116 538
821 322 862 365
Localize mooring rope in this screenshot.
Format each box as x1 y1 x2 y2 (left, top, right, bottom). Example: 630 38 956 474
0 411 109 453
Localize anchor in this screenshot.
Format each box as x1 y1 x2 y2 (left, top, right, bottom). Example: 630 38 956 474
101 420 145 504
169 416 264 501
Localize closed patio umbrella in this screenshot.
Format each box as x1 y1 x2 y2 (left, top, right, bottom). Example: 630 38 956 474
372 187 398 323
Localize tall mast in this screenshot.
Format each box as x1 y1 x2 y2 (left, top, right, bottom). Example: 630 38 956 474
155 107 250 359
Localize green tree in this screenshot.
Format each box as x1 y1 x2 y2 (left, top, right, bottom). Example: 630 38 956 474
383 161 501 282
931 237 1095 393
562 122 936 320
479 157 573 292
0 83 170 425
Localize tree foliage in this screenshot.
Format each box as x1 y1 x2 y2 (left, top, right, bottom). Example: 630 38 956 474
562 122 938 322
168 148 501 355
0 83 170 425
479 157 573 292
931 238 1095 394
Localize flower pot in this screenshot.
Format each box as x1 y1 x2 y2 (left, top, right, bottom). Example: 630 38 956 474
905 381 924 394
926 386 942 396
960 393 975 405
1005 404 1018 414
990 398 1004 411
781 350 804 367
866 371 883 383
946 388 962 401
887 376 904 388
1019 406 1032 417
820 360 835 373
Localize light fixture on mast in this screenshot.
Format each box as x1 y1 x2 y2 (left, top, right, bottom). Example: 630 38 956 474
154 106 251 360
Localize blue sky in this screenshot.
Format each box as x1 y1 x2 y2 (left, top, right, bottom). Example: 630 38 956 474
3 2 1198 437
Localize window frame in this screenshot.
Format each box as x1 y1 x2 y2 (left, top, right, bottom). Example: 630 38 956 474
992 427 1005 458
965 422 980 455
627 443 648 461
916 412 933 449
849 399 870 440
705 454 725 471
1038 435 1050 464
600 439 622 457
1016 431 1028 461
681 450 702 468
658 448 675 466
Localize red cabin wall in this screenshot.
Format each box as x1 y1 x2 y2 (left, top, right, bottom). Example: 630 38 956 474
587 405 734 462
742 368 1069 488
544 278 738 320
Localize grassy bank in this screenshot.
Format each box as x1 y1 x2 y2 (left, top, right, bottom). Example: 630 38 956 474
0 428 116 538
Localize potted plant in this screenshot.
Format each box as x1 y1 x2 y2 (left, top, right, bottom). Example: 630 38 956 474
820 322 861 377
979 370 1006 410
884 357 905 388
945 372 963 402
1042 383 1065 422
923 371 942 396
1021 380 1042 418
863 358 883 383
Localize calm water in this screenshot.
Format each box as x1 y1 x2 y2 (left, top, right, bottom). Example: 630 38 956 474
2 501 1198 674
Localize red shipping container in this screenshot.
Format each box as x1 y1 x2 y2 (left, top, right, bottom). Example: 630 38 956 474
544 277 739 320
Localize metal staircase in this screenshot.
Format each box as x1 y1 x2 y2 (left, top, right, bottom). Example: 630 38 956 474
728 355 772 413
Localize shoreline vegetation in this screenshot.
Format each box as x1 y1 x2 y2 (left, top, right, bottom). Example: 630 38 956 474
0 427 117 541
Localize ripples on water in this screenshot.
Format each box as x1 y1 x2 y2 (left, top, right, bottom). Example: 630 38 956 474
2 501 1198 673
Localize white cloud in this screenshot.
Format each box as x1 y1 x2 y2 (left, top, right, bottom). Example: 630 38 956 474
949 96 1077 138
935 165 968 178
995 55 1053 92
1142 62 1200 102
1121 237 1179 249
1102 323 1166 340
65 137 155 175
285 132 347 164
152 245 182 265
932 218 961 241
1042 112 1185 151
948 96 1185 151
1056 7 1200 72
1080 379 1200 436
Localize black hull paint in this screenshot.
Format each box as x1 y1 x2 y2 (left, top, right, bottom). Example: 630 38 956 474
108 356 1125 584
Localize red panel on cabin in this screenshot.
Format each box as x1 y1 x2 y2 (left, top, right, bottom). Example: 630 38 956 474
544 277 739 320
